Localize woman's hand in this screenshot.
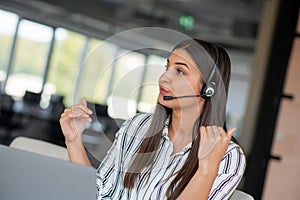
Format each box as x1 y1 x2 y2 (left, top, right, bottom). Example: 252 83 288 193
59 97 93 143
198 126 235 167
177 127 236 200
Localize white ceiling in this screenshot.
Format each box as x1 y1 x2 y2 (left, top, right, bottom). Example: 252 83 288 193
0 0 265 50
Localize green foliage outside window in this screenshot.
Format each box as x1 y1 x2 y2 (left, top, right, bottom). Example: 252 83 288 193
78 39 118 104
46 29 86 106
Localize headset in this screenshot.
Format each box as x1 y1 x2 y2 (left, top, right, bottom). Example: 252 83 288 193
199 44 219 99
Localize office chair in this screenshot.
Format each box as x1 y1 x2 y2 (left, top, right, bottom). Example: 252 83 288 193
0 94 23 144
9 136 68 160
46 94 65 146
48 94 65 121
23 91 41 103
230 189 254 200
0 94 14 124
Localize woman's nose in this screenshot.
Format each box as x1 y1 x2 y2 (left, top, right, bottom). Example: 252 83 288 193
159 70 172 84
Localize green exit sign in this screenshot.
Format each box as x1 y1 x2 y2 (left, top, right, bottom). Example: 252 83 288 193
179 14 195 31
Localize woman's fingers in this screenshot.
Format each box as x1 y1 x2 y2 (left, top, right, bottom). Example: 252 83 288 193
63 106 90 116
198 126 219 159
59 98 94 143
62 99 93 119
204 126 221 143
71 104 93 115
80 97 87 106
79 97 93 114
198 126 236 160
62 111 92 121
211 126 221 140
226 127 236 139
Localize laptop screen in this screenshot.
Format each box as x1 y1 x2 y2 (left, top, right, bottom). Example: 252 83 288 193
0 144 97 200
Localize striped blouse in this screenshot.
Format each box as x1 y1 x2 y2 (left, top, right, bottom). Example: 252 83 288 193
96 113 246 200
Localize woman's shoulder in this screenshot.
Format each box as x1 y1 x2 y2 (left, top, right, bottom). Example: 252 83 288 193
216 141 246 176
227 141 245 155
225 141 246 162
222 141 246 170
115 112 153 139
122 112 153 127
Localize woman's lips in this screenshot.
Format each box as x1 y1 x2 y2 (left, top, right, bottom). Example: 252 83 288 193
159 86 170 95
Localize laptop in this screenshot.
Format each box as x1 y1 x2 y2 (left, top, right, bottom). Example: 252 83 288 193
0 144 97 200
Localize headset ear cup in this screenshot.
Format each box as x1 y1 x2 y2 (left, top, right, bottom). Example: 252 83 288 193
200 84 215 99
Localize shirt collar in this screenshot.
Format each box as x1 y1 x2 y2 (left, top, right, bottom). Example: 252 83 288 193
162 116 170 139
162 116 192 155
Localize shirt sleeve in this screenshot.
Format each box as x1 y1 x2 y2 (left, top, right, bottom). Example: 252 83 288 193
95 113 152 199
208 142 246 200
95 116 131 199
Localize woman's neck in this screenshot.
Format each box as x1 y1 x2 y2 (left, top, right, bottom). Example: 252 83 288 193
168 106 201 148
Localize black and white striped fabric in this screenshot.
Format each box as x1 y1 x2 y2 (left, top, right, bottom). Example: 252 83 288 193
96 113 246 200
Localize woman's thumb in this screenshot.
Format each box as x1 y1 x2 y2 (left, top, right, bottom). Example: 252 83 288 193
227 127 236 138
80 97 87 106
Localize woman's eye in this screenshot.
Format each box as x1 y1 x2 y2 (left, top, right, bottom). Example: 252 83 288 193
164 65 169 71
177 69 184 75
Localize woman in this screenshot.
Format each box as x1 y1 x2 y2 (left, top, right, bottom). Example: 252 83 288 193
60 39 246 199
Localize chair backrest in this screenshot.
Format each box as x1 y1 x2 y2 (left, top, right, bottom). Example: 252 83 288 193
0 93 14 111
87 102 108 117
49 95 65 121
9 136 69 161
0 94 15 126
23 91 41 105
230 190 254 200
50 94 64 103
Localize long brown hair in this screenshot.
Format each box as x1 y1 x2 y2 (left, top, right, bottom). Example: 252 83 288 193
123 39 232 199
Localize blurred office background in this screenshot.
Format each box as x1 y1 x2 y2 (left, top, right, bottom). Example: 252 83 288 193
0 0 299 199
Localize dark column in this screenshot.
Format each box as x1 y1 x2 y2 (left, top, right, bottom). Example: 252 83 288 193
243 0 299 199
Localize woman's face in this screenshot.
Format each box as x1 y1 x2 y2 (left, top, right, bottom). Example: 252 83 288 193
158 48 204 110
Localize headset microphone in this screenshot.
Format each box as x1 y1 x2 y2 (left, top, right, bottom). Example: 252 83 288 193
163 95 202 101
163 91 214 101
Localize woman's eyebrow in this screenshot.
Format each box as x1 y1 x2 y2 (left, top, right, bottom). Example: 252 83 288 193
167 59 190 70
175 62 190 70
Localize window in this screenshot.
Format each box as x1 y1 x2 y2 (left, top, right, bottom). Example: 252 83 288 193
226 50 253 137
0 10 18 86
138 55 166 113
77 38 118 104
5 20 53 97
46 28 86 106
108 50 146 119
